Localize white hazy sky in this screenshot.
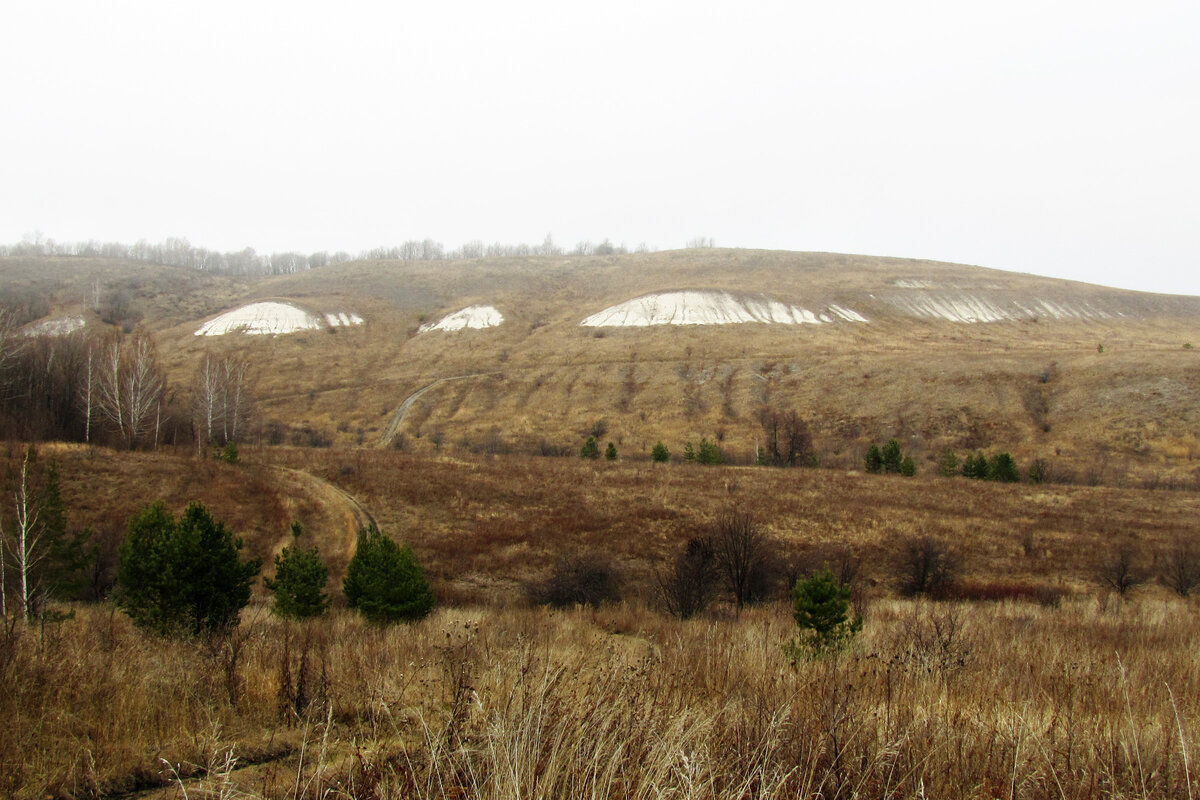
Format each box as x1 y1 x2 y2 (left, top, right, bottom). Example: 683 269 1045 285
2 1 1197 295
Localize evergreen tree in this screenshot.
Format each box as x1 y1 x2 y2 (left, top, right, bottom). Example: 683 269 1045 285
987 452 1021 483
116 502 261 637
864 445 883 474
899 455 917 477
264 522 330 619
881 439 903 473
580 436 600 459
651 441 670 463
787 568 862 656
697 438 723 464
604 442 617 461
343 524 434 625
32 461 93 604
962 452 988 479
938 448 959 478
683 441 696 462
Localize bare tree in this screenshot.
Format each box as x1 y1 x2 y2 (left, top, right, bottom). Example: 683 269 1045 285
77 345 94 443
0 307 23 398
710 508 771 612
193 353 253 446
95 328 164 448
12 448 43 620
1098 544 1143 596
1162 534 1200 597
655 536 719 619
759 407 813 467
897 536 959 597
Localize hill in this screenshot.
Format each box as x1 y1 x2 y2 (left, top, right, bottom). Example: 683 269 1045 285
5 248 1200 481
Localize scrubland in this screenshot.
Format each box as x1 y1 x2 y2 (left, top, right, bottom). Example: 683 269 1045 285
4 597 1199 799
3 445 1199 798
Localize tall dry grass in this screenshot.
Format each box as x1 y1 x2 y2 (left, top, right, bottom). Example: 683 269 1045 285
3 596 1198 799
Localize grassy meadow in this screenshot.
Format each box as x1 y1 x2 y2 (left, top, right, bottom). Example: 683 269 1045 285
2 444 1200 798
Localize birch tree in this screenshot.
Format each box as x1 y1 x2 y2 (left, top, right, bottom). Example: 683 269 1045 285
95 328 164 449
193 353 253 446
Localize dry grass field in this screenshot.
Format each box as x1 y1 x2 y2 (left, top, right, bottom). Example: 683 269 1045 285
0 436 1197 798
4 598 1199 799
4 249 1200 797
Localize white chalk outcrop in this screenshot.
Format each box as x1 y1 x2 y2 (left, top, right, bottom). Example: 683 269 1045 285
419 305 504 332
23 316 86 337
580 291 867 327
884 292 1113 323
195 302 364 336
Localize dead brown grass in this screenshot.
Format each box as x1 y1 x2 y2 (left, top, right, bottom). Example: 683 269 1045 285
6 442 1200 798
4 598 1199 799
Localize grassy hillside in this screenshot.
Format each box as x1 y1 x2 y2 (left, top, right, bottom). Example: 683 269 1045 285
7 249 1200 480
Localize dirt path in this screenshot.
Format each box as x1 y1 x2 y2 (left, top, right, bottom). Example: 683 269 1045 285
264 465 376 576
376 373 498 448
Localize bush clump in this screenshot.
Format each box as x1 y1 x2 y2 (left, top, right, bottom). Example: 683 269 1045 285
529 552 621 608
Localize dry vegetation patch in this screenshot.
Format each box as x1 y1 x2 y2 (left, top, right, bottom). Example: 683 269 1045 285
4 600 1200 799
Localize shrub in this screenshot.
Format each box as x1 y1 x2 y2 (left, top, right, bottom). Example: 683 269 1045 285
710 507 774 611
655 537 718 619
786 568 862 657
529 551 621 608
218 442 239 464
1027 458 1048 484
897 535 959 597
1162 534 1200 597
115 502 261 637
580 436 600 459
1097 544 1143 596
343 524 434 624
651 441 670 463
264 522 330 619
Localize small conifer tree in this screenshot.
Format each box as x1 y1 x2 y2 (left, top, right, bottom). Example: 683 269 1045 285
987 452 1021 483
116 502 261 637
938 448 959 477
697 438 723 464
343 524 434 625
864 445 883 473
580 436 600 459
651 441 670 463
683 441 696 462
881 439 903 473
962 452 988 479
604 442 617 460
264 522 330 619
786 568 862 658
899 455 917 477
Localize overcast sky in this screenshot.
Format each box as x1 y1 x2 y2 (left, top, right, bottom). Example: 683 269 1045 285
2 1 1197 295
